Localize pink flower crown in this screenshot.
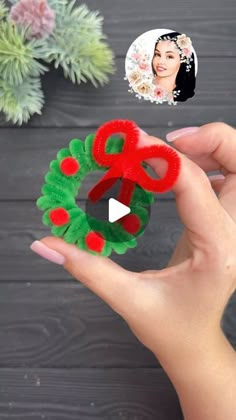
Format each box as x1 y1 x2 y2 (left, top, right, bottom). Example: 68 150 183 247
155 33 194 72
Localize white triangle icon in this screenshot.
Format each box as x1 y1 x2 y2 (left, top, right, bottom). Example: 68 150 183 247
108 198 130 223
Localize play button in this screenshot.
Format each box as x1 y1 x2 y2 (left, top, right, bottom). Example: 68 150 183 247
85 177 152 243
108 198 130 223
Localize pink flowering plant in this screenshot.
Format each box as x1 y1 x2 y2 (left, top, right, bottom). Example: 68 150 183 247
10 0 55 39
0 0 115 124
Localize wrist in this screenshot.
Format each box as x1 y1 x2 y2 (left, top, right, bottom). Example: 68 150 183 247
154 329 235 382
154 330 236 420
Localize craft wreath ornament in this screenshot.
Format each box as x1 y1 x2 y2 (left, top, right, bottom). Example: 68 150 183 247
36 119 181 256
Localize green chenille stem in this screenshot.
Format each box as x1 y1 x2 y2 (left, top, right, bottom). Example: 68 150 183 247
45 167 79 196
37 133 155 256
84 134 104 171
68 138 91 174
131 183 155 207
111 241 130 255
64 211 89 244
41 183 76 208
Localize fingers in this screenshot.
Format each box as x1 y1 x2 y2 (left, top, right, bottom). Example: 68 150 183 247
166 122 236 175
208 174 225 193
39 236 136 317
183 153 219 173
165 123 236 220
138 130 225 248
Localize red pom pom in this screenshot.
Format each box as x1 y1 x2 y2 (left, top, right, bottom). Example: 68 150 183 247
60 157 80 176
85 231 105 253
49 208 70 226
121 214 141 234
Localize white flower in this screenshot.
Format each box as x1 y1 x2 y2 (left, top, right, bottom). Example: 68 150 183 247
176 34 192 50
127 69 143 86
134 80 152 96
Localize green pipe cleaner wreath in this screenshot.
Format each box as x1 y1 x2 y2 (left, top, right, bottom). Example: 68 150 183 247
37 134 154 256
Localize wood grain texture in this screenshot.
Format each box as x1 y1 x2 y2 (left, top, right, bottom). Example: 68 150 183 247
0 200 182 280
0 282 157 367
84 0 236 26
0 0 235 417
0 57 235 127
83 0 236 61
0 283 234 368
0 122 225 200
0 368 183 419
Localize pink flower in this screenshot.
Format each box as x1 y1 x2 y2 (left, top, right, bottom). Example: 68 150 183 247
139 62 149 71
132 53 141 61
154 86 166 100
183 47 192 58
10 0 55 39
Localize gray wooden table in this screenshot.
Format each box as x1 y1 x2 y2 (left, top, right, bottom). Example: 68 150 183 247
0 0 235 418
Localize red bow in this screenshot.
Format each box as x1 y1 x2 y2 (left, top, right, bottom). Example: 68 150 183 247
88 119 181 206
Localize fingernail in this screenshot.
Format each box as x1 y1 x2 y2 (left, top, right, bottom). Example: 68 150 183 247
30 240 65 265
166 127 199 142
139 129 148 136
208 174 225 181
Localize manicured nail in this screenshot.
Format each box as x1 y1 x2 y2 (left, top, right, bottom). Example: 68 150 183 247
166 127 199 142
30 240 65 265
208 174 225 181
139 129 148 136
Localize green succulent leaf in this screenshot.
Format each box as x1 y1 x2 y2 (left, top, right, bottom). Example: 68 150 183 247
43 3 116 86
0 21 48 86
0 0 8 20
0 76 44 124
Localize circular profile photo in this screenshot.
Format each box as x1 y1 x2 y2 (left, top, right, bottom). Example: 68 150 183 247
125 29 198 105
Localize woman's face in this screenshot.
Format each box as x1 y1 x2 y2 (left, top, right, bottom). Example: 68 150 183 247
152 40 181 78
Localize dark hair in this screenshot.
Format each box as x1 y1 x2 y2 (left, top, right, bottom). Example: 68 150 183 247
151 31 196 102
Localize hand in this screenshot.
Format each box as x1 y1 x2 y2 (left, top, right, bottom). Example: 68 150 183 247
31 122 236 369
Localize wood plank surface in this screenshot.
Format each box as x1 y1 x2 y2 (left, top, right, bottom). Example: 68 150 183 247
0 368 183 419
0 0 235 418
0 282 157 367
0 200 182 280
0 283 234 368
0 122 225 200
0 57 235 127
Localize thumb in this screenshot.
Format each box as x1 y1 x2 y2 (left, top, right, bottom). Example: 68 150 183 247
138 130 224 249
30 236 136 317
